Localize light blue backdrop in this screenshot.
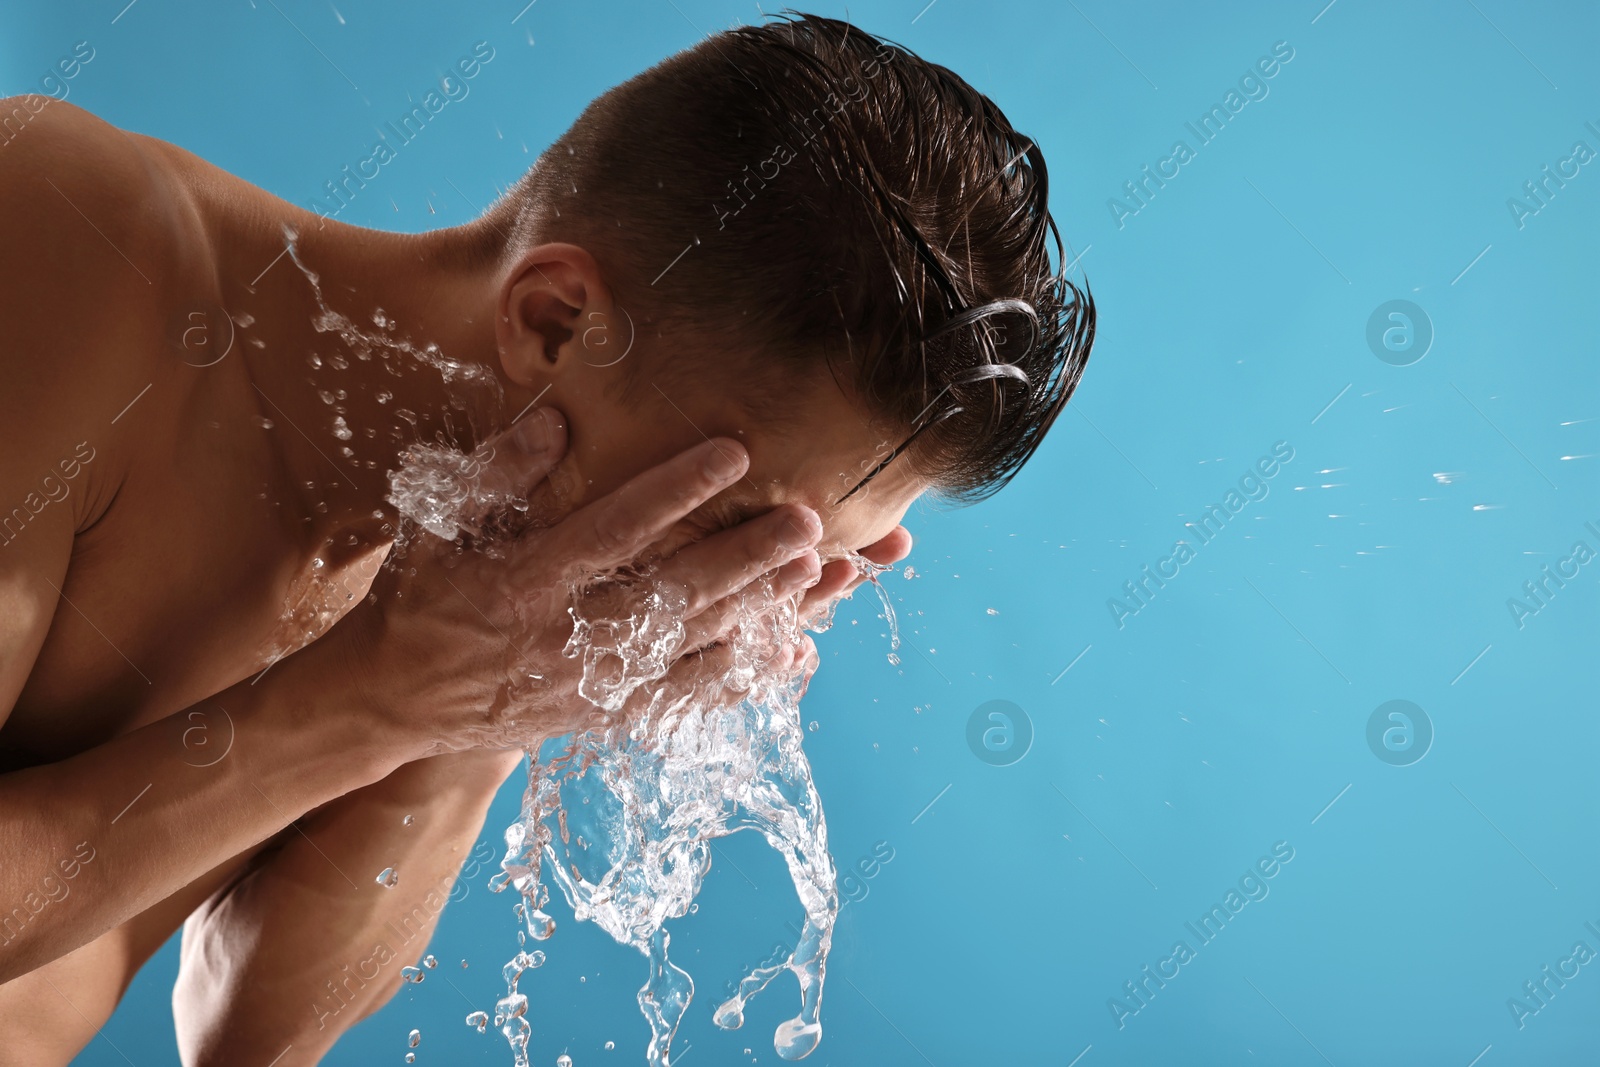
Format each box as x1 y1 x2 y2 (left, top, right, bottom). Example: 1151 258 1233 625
5 0 1597 1064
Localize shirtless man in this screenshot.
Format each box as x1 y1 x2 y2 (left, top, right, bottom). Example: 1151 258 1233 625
0 14 1090 1064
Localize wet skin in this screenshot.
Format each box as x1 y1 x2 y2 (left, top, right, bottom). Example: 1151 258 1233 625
0 99 918 1065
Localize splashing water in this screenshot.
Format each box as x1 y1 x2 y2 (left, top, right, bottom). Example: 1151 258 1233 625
846 550 901 662
486 564 839 1066
282 227 502 411
468 552 905 1066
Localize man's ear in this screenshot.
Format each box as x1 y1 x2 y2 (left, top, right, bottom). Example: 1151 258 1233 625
495 242 610 387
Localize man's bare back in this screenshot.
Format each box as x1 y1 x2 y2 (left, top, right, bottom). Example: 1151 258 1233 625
0 98 915 1063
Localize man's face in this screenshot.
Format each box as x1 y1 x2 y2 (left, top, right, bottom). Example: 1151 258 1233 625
538 357 925 567
490 241 924 570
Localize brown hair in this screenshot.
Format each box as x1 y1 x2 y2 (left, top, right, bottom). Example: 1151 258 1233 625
493 11 1095 503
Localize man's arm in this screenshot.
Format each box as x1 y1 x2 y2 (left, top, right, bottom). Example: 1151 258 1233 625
173 748 524 1065
0 631 405 982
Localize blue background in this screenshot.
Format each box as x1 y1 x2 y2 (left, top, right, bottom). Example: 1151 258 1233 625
5 0 1598 1064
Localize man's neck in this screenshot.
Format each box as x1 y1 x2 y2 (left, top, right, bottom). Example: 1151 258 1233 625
218 206 525 553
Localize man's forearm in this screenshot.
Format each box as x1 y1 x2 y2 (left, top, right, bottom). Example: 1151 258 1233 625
0 634 397 983
173 748 523 1065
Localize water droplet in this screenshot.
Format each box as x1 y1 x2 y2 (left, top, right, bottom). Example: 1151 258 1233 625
807 721 819 732
400 965 424 983
376 867 399 888
333 416 353 441
256 416 275 430
403 814 414 827
405 1056 414 1065
604 1041 615 1051
557 1056 573 1067
986 607 999 616
407 1028 421 1048
423 954 437 969
376 389 393 404
465 1010 489 1033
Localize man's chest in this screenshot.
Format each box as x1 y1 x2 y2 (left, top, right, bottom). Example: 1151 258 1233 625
2 387 380 767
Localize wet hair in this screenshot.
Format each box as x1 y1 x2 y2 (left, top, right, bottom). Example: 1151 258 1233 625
493 10 1095 504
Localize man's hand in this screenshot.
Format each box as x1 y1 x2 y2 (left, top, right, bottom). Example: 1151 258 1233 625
323 407 826 761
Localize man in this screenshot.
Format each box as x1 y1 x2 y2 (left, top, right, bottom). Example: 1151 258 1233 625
0 12 1092 1064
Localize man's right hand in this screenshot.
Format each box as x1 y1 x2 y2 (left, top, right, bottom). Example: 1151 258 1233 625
321 407 826 762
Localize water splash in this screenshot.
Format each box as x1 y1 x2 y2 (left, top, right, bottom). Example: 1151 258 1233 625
282 226 501 404
847 550 900 662
490 565 838 1066
384 438 534 543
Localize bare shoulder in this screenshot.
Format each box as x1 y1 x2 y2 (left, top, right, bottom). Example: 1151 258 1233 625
0 96 178 283
0 96 218 393
0 97 223 485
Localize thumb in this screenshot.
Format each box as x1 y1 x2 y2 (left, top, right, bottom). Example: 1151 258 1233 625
457 407 569 539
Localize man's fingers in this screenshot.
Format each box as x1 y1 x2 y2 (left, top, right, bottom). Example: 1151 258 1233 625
547 438 750 572
676 550 819 655
797 558 857 623
658 504 821 617
860 525 913 565
457 407 568 533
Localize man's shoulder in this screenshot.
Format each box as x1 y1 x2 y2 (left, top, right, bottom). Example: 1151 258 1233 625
0 98 219 400
0 96 171 270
